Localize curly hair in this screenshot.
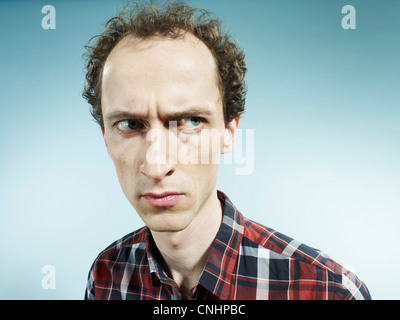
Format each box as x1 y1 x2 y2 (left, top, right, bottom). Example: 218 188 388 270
82 0 247 130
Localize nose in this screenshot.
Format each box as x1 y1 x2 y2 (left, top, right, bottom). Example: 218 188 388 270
140 128 176 181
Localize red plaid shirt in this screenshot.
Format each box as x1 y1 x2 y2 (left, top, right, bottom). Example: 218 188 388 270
85 191 371 300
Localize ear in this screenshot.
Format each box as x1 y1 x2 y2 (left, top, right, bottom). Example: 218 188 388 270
222 116 240 154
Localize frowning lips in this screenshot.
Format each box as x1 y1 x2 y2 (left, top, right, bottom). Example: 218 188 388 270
141 192 185 207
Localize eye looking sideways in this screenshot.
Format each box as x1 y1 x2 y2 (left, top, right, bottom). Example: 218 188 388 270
115 116 205 136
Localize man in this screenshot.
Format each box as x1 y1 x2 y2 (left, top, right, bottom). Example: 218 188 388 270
83 1 370 300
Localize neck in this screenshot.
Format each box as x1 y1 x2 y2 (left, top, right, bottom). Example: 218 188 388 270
150 191 223 294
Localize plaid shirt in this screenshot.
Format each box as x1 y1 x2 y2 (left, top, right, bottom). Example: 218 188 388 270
85 191 371 300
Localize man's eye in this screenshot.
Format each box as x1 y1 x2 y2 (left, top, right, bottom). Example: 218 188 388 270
178 117 204 129
116 120 142 133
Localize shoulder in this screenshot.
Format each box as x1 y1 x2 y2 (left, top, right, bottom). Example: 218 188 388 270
242 218 331 270
241 217 371 300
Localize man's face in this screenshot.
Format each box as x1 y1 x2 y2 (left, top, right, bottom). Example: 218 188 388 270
101 33 238 232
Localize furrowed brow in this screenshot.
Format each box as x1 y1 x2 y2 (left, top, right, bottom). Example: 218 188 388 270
163 107 214 121
104 107 215 124
105 111 142 123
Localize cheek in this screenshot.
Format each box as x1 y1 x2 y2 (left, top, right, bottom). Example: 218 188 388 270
177 134 221 189
177 129 224 165
108 142 142 182
188 163 219 197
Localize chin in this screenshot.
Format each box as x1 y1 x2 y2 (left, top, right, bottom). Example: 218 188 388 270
146 220 191 233
140 210 194 233
148 224 187 233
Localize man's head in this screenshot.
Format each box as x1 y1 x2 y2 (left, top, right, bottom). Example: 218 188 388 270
82 1 247 232
83 0 247 131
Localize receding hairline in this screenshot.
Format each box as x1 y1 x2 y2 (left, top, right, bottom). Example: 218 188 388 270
106 30 214 62
100 30 224 104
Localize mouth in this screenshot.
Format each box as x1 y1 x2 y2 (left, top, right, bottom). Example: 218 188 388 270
141 192 185 207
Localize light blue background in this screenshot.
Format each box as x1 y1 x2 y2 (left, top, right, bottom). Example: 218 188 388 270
0 0 399 299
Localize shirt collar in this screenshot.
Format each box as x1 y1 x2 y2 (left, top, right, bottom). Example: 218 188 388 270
197 190 245 299
146 231 176 287
145 190 245 298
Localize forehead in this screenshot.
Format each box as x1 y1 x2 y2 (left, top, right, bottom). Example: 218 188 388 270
103 32 218 86
101 33 221 117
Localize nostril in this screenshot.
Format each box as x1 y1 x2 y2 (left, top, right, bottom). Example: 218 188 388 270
165 167 175 177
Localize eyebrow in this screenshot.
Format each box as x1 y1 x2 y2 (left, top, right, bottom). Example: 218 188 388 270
105 110 141 124
104 107 215 124
164 107 214 120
